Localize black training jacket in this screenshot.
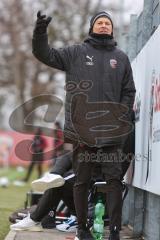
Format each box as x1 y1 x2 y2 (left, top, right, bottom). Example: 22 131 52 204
32 33 136 147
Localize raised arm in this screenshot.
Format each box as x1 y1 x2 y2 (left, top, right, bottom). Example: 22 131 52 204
32 11 72 71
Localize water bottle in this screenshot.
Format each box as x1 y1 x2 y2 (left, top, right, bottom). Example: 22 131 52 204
93 195 105 240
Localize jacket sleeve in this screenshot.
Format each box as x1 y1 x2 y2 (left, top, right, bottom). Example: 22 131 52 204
120 56 136 111
32 33 74 72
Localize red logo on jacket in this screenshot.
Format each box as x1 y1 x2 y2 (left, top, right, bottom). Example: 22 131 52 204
110 59 117 69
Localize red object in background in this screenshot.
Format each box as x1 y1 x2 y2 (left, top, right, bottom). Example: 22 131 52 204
55 129 63 147
0 131 54 167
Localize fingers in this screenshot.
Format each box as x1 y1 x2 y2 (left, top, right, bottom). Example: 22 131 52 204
37 10 41 18
35 10 52 32
46 16 52 25
37 10 46 19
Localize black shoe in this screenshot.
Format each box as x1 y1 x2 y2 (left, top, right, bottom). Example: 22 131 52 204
41 212 56 229
75 228 94 240
108 228 120 240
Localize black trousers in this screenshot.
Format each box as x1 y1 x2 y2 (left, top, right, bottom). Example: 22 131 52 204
30 173 75 222
24 153 44 182
73 144 123 231
24 161 43 182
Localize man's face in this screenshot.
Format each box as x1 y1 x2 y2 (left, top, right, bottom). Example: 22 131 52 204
92 17 112 35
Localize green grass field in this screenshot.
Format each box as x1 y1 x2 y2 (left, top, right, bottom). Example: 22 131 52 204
0 167 41 240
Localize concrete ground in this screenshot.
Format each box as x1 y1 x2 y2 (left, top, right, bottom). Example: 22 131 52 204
4 226 142 240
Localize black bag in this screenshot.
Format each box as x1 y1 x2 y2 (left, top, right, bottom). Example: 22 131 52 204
25 191 43 208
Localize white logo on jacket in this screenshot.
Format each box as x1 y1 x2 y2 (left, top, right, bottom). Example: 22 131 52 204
86 55 94 65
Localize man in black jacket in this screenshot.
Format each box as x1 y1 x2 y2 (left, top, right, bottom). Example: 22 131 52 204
32 11 136 240
23 127 47 182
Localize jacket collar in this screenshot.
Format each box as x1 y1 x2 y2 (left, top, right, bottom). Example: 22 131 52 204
84 33 117 50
